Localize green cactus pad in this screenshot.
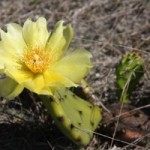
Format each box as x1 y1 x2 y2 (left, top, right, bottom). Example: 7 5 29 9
41 87 102 145
116 51 144 103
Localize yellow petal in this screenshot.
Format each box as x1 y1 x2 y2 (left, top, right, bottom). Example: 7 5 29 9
0 42 21 72
22 73 45 93
22 70 77 95
43 70 77 87
0 76 24 100
38 86 53 95
5 67 50 95
5 66 46 94
23 17 49 48
50 49 92 83
0 23 26 56
5 65 33 84
46 21 73 62
5 64 76 95
0 23 26 71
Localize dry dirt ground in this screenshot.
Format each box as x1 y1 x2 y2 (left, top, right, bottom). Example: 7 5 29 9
0 0 150 150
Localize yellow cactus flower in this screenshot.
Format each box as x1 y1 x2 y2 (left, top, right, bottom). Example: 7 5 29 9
0 17 92 99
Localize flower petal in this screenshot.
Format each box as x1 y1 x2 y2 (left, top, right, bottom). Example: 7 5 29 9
22 70 77 95
23 17 49 49
0 42 21 72
5 65 33 84
0 23 26 56
50 49 92 83
0 18 92 97
46 21 73 62
0 76 24 100
4 64 77 95
43 70 77 87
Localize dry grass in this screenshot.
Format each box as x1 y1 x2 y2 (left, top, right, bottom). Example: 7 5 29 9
0 0 150 149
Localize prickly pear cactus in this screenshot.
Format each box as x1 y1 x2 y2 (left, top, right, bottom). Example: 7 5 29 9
116 51 144 103
41 87 102 145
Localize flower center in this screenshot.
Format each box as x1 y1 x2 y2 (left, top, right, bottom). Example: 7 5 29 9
23 48 51 73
